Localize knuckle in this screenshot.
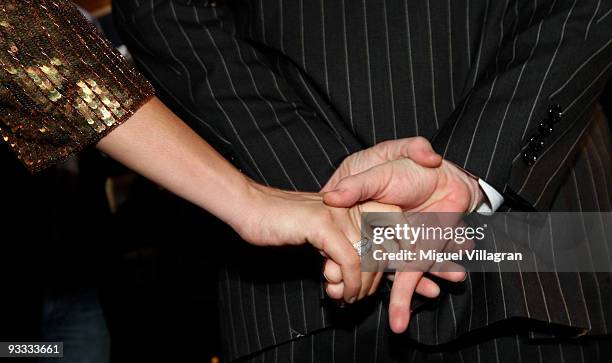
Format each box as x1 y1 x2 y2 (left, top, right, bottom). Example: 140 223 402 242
376 139 393 149
414 136 427 142
412 136 429 146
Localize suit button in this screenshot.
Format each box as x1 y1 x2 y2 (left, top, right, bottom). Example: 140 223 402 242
538 120 554 136
528 134 545 152
522 151 537 166
548 104 563 123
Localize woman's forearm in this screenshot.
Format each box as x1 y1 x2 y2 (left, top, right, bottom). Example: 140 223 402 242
96 97 254 229
96 97 370 302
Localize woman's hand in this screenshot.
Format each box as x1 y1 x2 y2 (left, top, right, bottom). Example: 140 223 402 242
322 201 399 302
321 201 459 304
234 184 399 304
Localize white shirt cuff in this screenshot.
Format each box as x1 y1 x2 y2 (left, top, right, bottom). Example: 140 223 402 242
475 179 504 214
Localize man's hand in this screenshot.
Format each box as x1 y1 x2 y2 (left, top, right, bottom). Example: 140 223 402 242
322 139 482 334
321 137 445 302
321 136 442 192
324 158 484 213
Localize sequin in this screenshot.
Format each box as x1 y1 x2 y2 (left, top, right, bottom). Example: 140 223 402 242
0 0 155 172
48 89 61 102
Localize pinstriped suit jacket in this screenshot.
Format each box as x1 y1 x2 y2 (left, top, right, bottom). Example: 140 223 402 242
113 0 612 360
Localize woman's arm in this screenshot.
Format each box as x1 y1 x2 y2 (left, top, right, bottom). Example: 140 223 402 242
97 97 370 302
0 1 377 303
97 97 254 230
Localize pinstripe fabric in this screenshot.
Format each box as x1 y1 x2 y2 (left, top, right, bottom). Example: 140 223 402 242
242 312 612 363
113 0 612 361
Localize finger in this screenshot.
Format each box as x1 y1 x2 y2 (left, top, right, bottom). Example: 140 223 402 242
376 137 442 168
316 227 361 303
321 138 440 193
323 259 343 284
414 276 440 298
323 170 387 208
358 272 377 299
326 271 384 300
325 282 344 300
389 271 422 334
367 272 385 296
325 159 434 209
445 237 475 254
321 169 346 193
429 269 467 282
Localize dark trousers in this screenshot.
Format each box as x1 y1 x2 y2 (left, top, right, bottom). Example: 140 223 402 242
243 319 612 363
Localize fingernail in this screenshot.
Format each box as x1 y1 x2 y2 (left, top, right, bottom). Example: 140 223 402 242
431 284 441 296
348 296 356 304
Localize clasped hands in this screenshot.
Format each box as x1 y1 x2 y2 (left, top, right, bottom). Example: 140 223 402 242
237 137 484 334
320 137 484 334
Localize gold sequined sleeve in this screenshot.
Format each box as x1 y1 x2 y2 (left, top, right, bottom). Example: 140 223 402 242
0 0 155 172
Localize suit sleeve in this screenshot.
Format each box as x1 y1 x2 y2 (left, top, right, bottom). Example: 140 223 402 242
0 0 154 172
431 0 612 211
113 0 362 192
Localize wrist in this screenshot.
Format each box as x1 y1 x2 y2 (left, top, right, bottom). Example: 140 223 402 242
221 177 267 234
456 166 484 213
468 177 485 213
442 160 485 213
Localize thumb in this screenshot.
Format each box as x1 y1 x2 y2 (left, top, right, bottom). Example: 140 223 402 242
323 169 388 207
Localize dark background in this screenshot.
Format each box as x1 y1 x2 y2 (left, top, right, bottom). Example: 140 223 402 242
0 2 223 362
